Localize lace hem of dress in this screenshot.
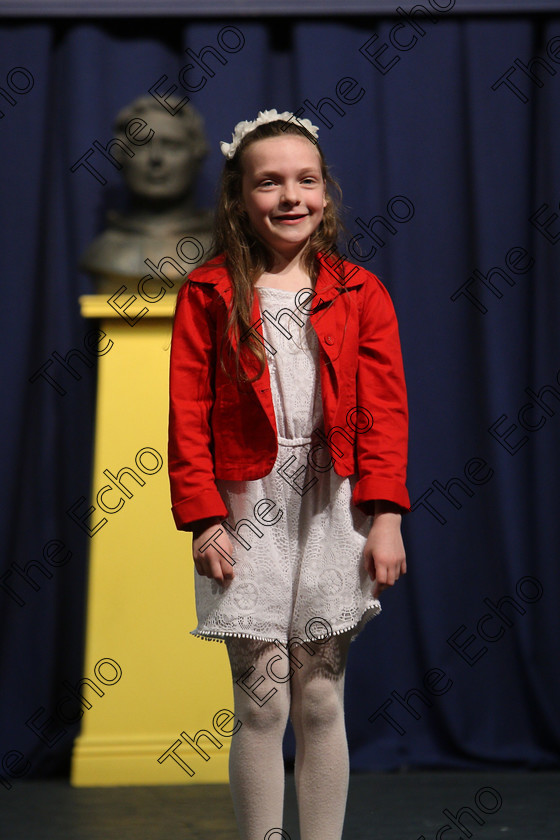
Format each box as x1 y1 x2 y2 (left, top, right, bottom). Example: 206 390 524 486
189 602 382 645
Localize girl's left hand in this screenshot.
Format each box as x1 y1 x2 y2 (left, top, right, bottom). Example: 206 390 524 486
363 509 407 599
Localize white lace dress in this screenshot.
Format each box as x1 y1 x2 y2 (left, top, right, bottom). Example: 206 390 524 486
191 286 381 645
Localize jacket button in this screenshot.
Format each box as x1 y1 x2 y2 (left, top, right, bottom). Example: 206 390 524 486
325 335 334 345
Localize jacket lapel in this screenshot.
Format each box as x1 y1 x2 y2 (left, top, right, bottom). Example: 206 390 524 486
187 254 365 415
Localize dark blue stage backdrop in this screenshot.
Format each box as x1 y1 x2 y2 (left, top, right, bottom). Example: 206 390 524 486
1 10 559 782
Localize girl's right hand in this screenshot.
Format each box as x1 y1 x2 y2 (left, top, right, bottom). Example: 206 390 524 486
192 519 235 584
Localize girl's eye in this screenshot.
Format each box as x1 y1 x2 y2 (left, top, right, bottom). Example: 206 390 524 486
260 179 275 187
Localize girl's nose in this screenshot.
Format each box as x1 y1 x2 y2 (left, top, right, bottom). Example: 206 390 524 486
280 185 300 204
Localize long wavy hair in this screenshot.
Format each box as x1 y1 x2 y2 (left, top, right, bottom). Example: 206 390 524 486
207 119 348 385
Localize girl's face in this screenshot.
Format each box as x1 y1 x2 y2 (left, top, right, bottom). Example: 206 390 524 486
240 135 327 263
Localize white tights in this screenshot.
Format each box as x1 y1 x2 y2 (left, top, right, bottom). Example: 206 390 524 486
225 631 353 840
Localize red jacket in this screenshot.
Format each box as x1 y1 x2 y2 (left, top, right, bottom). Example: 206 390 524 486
168 253 410 531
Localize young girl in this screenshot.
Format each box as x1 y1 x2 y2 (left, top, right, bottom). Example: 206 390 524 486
168 109 410 840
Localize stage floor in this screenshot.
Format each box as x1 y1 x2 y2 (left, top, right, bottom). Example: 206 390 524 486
1 771 558 839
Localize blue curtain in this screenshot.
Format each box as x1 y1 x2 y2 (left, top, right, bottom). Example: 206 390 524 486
1 13 559 781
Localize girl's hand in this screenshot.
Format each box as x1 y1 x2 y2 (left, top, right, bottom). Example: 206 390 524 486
363 503 407 599
192 518 235 585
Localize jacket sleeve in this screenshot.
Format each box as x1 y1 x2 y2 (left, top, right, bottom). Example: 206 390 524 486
168 279 229 531
352 272 411 514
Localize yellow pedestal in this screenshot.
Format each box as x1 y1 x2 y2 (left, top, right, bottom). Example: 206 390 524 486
70 294 232 786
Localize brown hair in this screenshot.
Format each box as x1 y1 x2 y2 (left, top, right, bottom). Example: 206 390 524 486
208 119 348 384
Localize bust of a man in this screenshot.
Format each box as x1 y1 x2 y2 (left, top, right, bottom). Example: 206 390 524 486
80 96 213 293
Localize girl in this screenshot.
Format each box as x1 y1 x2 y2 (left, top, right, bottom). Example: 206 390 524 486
168 109 410 840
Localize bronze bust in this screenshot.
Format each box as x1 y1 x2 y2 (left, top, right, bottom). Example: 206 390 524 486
80 96 213 293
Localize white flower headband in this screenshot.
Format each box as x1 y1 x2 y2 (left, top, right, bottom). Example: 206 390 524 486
220 109 320 160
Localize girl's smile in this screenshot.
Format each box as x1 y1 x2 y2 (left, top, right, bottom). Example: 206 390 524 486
273 212 310 224
240 135 327 261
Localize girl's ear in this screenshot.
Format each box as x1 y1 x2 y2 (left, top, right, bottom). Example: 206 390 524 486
323 181 327 209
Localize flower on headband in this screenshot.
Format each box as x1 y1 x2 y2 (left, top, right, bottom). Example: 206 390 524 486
220 109 320 159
